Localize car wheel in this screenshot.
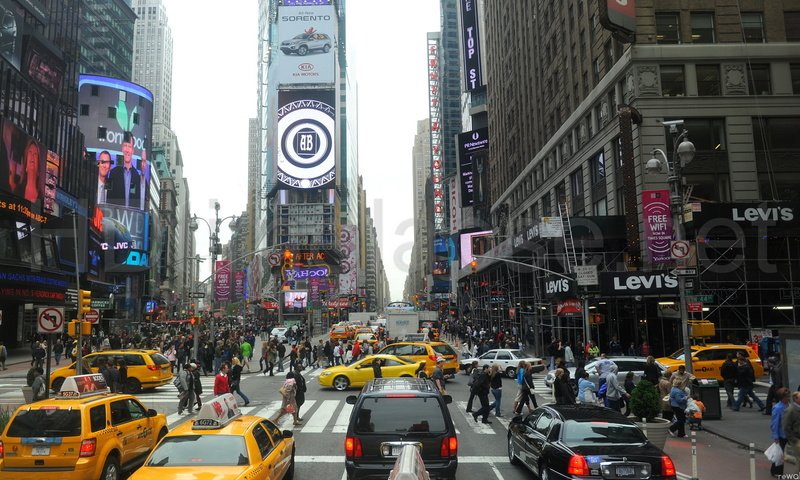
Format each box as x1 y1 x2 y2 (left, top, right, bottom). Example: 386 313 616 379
126 378 142 394
100 454 120 480
507 434 521 465
506 367 517 378
50 377 64 392
323 44 331 53
333 375 350 391
284 446 295 479
298 45 308 55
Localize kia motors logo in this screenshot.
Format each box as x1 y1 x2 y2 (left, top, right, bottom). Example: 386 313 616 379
298 63 314 71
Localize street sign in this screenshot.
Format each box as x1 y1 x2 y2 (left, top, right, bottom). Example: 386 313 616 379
189 292 206 298
575 265 598 286
670 240 691 259
91 298 112 310
267 253 281 267
671 268 697 276
37 307 65 334
84 309 100 324
687 302 704 313
694 295 714 303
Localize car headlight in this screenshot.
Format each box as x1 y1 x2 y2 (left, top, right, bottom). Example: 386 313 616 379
320 371 332 377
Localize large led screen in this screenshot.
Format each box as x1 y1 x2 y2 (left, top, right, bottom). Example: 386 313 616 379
276 5 336 85
276 90 336 189
78 75 154 272
459 230 493 268
284 290 308 312
0 118 47 224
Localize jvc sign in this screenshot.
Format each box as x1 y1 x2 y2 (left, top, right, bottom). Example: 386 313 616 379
600 271 678 296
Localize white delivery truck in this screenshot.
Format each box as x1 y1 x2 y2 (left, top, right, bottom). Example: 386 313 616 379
385 311 419 340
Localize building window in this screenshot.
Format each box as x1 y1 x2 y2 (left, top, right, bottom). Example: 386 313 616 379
748 63 771 94
593 198 608 216
785 12 800 41
594 58 601 85
542 192 552 217
696 65 721 96
661 65 686 96
741 12 765 43
656 12 681 44
791 64 800 94
591 151 606 185
616 187 625 215
690 12 715 43
570 168 584 198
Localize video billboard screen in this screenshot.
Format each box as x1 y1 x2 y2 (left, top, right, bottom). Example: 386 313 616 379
276 90 336 189
78 75 153 272
459 230 492 268
457 127 488 207
276 4 336 85
0 118 48 224
0 0 23 70
284 290 308 312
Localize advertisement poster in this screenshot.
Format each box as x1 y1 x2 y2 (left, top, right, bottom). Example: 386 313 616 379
44 151 59 216
459 0 483 91
457 127 487 207
215 260 231 302
284 290 308 312
234 271 245 300
0 118 46 223
276 4 336 85
427 34 444 231
276 89 336 189
338 224 358 295
642 189 674 264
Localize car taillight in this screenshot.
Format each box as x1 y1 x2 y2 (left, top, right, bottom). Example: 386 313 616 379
440 436 458 457
147 364 159 371
429 355 437 363
345 436 362 458
0 440 4 459
79 438 97 457
661 455 676 477
567 454 589 476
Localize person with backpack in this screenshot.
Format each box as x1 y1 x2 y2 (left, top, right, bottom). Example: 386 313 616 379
465 360 480 413
30 367 46 402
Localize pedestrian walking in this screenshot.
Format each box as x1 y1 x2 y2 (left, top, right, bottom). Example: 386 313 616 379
671 365 694 390
604 365 627 412
372 358 383 378
668 379 688 438
732 356 765 411
432 357 447 394
265 344 277 376
30 367 46 402
512 360 527 414
764 355 783 415
214 362 231 396
192 360 203 410
293 365 307 420
553 368 576 405
229 357 250 406
117 358 128 393
658 371 674 421
577 371 596 404
643 356 661 385
769 387 789 476
471 365 493 424
489 364 503 416
563 342 574 368
53 339 63 365
465 360 479 413
333 341 342 366
273 372 302 426
277 342 286 372
783 391 800 475
33 342 45 369
177 363 195 415
240 341 252 372
0 341 7 370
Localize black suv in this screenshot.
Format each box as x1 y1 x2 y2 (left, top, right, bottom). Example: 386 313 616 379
344 378 457 480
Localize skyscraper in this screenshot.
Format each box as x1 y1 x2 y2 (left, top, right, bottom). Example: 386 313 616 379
131 0 174 133
78 0 137 80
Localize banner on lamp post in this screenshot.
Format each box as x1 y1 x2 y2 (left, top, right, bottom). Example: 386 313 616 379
642 190 674 264
215 260 231 302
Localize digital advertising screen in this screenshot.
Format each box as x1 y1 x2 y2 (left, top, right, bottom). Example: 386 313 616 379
0 118 48 224
457 127 488 207
459 230 493 268
276 89 336 189
78 75 153 272
284 290 308 311
0 0 23 70
276 4 336 85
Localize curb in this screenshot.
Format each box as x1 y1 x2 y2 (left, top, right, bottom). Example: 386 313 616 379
701 424 770 453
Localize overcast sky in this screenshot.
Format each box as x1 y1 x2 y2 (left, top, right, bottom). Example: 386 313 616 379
165 0 441 300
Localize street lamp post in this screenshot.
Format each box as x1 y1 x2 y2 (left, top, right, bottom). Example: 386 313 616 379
646 123 696 373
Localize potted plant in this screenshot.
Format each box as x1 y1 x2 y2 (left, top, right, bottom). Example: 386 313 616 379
629 379 671 449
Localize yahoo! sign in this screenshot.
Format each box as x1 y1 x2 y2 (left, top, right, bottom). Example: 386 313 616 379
286 265 330 281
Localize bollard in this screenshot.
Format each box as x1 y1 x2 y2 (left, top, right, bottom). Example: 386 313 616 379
641 418 647 439
749 442 756 480
691 431 698 480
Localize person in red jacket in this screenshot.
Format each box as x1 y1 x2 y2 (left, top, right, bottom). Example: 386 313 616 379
214 362 231 395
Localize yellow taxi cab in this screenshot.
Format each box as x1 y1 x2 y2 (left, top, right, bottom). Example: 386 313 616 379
129 393 295 480
318 354 427 391
50 349 173 394
0 374 168 480
330 324 354 341
657 343 764 380
354 332 378 346
377 342 459 378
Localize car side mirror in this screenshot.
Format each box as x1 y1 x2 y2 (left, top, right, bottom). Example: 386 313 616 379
147 409 158 417
282 430 294 439
346 395 358 405
354 365 361 369
442 395 452 405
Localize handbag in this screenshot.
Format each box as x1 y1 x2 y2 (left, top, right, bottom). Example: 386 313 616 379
285 403 296 414
584 389 597 403
765 442 784 466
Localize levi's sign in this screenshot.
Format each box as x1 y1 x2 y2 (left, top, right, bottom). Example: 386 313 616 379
600 271 678 296
543 275 575 299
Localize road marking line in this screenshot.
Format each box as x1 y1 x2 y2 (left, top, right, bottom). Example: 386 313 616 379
332 402 353 433
253 400 284 421
456 401 495 434
491 462 505 479
302 399 338 432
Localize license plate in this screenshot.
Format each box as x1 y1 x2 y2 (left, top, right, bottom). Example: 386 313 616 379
31 446 50 456
616 466 635 477
391 446 403 456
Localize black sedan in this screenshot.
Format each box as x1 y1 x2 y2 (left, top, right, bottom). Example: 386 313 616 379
507 405 677 480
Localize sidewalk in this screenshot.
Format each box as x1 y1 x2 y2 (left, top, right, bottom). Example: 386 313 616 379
700 387 776 453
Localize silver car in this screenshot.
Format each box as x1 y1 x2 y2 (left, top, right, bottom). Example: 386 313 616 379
280 32 332 56
543 356 664 388
459 349 546 378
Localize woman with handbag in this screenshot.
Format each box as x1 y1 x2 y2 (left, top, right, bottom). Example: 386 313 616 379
274 371 303 426
229 357 250 406
515 362 539 414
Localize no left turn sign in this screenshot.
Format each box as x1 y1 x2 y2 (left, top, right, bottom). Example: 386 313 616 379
268 253 281 266
37 307 65 334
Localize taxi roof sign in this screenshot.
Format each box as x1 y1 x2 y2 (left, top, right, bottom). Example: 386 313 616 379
192 393 242 430
57 374 109 398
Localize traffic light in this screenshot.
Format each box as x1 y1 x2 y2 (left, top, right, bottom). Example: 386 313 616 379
190 316 197 326
78 289 92 320
283 249 294 269
68 320 92 336
470 260 478 273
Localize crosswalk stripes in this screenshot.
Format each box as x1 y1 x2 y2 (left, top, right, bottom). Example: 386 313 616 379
331 403 353 433
455 401 495 434
302 399 338 432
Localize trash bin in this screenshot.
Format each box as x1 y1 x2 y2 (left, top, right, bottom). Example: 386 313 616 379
692 378 722 420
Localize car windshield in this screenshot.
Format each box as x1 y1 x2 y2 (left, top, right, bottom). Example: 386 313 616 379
146 435 249 466
508 350 523 358
668 349 687 360
432 344 457 356
6 409 82 437
293 33 310 40
355 397 446 434
562 420 646 446
150 353 170 365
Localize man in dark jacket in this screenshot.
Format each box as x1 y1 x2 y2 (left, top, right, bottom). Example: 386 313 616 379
191 361 203 410
471 365 493 424
372 358 383 379
764 355 783 415
732 357 765 411
293 364 307 421
720 353 738 408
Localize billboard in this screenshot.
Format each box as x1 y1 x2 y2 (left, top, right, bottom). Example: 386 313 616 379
0 118 48 224
276 5 336 85
276 90 336 189
338 224 358 295
457 127 487 207
641 190 673 264
459 0 483 91
78 75 153 271
427 34 445 231
234 271 245 300
284 290 308 312
459 230 492 268
215 260 231 302
0 0 23 70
